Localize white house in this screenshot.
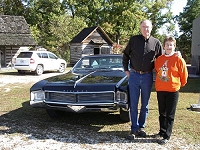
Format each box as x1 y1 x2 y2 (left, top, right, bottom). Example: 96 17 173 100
191 15 200 74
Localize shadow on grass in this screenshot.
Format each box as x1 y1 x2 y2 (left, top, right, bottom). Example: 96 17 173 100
0 71 61 76
0 101 158 144
0 71 19 75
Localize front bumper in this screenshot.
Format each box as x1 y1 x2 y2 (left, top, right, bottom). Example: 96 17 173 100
30 90 129 112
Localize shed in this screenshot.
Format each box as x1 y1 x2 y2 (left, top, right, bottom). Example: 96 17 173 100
69 26 114 66
0 15 36 68
191 15 200 74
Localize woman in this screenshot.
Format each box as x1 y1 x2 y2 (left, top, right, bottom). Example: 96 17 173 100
154 36 188 145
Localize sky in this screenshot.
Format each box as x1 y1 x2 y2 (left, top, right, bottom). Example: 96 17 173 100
171 0 187 15
160 0 187 35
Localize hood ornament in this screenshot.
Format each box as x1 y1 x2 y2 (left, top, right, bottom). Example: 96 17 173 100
74 71 96 88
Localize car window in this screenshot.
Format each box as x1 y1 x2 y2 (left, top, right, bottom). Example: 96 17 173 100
41 53 48 58
36 53 42 58
49 53 57 59
76 58 91 69
73 56 123 72
17 52 33 58
98 57 123 68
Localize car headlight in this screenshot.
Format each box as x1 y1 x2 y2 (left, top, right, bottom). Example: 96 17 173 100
31 90 45 101
116 91 127 103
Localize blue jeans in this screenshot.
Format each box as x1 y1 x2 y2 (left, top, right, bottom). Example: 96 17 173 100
129 71 153 132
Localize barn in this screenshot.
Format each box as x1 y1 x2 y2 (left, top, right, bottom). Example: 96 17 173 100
69 26 114 66
0 15 36 68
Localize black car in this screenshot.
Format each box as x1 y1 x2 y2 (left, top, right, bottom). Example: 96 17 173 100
30 54 130 122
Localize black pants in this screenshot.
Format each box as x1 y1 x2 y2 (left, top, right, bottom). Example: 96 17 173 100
157 91 179 140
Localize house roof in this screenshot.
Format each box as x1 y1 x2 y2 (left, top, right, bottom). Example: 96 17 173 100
0 15 36 46
70 26 114 45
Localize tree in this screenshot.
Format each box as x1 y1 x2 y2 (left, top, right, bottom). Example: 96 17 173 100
62 0 174 46
0 0 175 58
24 0 65 46
0 0 26 16
145 0 175 36
176 0 200 59
48 14 87 62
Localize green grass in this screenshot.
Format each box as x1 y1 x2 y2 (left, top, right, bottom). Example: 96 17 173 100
0 76 200 144
147 79 200 143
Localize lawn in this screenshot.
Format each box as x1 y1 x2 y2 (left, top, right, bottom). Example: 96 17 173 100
148 78 200 143
0 76 200 144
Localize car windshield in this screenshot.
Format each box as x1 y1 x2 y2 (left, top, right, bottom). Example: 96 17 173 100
17 52 33 58
72 55 123 72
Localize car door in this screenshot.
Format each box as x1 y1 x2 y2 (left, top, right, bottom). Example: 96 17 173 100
47 52 59 70
40 52 50 71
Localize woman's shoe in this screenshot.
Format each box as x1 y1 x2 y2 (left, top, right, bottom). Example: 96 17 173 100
158 138 169 145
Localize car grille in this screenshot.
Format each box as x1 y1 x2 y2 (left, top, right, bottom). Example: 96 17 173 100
45 92 115 104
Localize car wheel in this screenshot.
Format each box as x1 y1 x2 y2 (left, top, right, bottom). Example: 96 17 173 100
58 63 65 73
119 108 130 122
35 65 43 75
46 109 65 118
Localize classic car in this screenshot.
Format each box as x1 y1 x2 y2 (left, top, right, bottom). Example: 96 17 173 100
30 54 130 122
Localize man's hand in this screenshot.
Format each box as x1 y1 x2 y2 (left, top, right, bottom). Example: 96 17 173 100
176 51 182 57
125 71 130 77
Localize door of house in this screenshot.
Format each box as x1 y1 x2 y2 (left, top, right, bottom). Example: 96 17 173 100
0 47 5 68
94 48 100 55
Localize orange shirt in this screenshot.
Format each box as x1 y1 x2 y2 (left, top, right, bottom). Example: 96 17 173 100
155 54 188 92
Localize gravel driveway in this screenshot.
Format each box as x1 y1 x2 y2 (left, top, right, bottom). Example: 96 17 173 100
0 68 67 87
0 68 200 150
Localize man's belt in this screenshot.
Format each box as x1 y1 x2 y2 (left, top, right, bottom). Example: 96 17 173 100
131 68 152 74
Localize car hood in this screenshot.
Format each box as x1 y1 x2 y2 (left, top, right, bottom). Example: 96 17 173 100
31 70 127 92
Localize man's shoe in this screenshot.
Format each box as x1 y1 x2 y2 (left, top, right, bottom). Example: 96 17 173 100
158 138 169 145
138 128 146 138
126 131 139 140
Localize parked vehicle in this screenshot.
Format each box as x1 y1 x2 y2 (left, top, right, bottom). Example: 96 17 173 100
14 51 66 75
30 54 130 122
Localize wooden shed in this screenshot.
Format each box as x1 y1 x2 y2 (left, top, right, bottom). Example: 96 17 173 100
0 15 36 68
191 15 200 74
69 26 114 66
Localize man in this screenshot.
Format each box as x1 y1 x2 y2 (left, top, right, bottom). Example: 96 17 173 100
122 19 163 140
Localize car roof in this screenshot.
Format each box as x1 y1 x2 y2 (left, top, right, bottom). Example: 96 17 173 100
82 54 122 58
20 51 51 53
